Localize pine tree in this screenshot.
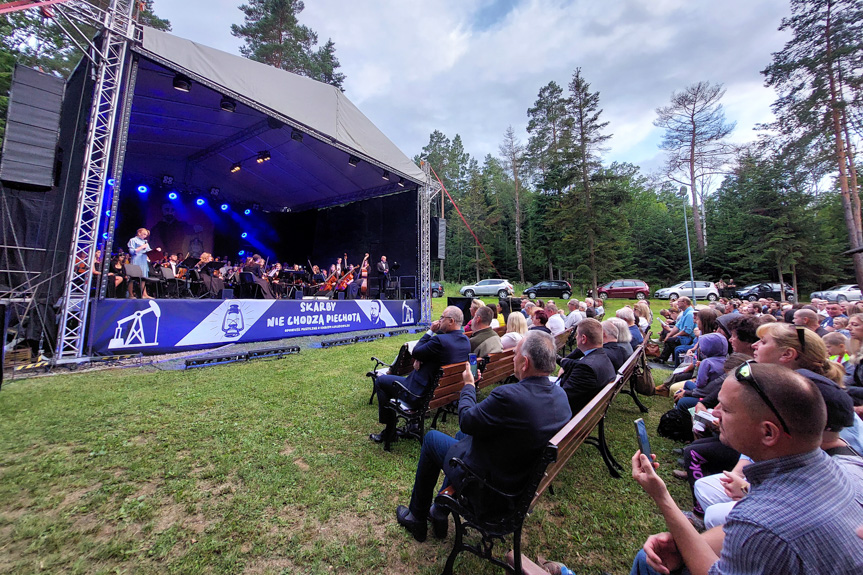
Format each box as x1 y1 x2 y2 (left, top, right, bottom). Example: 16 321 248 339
761 0 863 284
498 126 526 283
231 0 345 90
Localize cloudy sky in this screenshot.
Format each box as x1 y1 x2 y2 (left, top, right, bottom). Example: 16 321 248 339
154 0 792 174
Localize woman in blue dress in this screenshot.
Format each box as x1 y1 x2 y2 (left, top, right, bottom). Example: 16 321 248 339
127 227 153 298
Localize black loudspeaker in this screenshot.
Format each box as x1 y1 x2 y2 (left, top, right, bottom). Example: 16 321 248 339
337 291 345 300
0 66 65 190
430 217 446 260
506 296 522 312
222 289 234 299
447 296 474 325
294 290 303 299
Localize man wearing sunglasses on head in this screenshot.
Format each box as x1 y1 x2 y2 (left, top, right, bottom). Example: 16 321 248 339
370 306 470 448
630 362 863 575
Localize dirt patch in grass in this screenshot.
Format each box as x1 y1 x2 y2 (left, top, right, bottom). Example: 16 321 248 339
153 503 185 533
293 458 309 471
133 480 159 499
279 442 295 456
242 556 298 574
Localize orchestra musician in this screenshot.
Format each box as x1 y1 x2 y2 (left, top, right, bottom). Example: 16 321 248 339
128 228 154 299
243 254 275 299
197 252 224 298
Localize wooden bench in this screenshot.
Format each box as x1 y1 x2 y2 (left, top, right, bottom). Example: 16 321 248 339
553 327 572 353
431 349 517 428
614 341 649 413
434 379 621 575
383 361 468 451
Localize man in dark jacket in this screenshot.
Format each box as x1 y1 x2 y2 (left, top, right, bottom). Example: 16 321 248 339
371 306 470 445
558 318 617 415
395 330 571 542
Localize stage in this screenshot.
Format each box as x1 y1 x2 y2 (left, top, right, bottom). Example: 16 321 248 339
89 298 420 355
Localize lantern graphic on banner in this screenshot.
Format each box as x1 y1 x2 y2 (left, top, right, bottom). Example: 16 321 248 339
222 304 245 338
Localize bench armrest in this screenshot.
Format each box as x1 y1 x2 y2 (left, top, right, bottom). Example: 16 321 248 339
390 379 424 400
369 356 393 371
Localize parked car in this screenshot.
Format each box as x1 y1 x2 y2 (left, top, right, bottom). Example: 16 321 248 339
595 279 650 300
523 280 572 300
431 281 444 298
459 279 514 298
654 281 719 302
735 282 795 302
810 284 862 302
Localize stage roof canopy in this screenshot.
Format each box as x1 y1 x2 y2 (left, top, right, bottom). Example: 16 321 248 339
124 27 426 213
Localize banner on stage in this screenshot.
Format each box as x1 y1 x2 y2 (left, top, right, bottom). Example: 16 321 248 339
89 299 420 355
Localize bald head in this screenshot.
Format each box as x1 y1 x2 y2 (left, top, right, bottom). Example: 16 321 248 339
441 306 464 332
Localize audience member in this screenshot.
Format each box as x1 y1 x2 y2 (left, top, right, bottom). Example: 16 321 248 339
501 311 528 351
530 309 552 334
370 306 470 447
557 318 616 415
617 306 644 345
394 331 571 542
545 302 566 336
658 296 695 366
793 308 828 336
468 305 503 357
463 299 484 332
602 319 632 371
630 363 863 575
564 299 584 329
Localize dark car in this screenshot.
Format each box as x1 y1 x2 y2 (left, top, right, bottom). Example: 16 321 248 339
431 281 444 298
523 280 572 300
596 279 650 300
735 282 795 302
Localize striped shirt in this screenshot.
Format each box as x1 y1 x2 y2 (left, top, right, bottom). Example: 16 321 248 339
710 449 863 575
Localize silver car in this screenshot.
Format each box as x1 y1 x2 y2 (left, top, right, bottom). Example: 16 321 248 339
810 284 862 302
654 281 719 302
459 279 514 298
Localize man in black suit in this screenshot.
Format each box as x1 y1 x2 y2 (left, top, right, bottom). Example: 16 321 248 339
377 255 389 295
558 318 616 415
394 330 572 542
371 306 470 446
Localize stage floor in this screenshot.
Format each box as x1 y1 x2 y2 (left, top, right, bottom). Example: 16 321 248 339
88 298 420 355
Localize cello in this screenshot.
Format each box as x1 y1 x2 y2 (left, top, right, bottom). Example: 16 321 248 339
360 254 370 297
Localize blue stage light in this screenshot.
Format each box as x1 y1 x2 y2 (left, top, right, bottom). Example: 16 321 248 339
238 250 245 256
102 233 108 239
138 185 149 194
105 210 111 217
196 198 205 206
168 192 178 200
220 204 229 211
244 209 251 215
241 232 248 238
107 179 115 186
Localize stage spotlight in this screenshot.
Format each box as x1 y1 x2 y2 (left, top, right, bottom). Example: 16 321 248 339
291 129 304 142
220 96 236 112
220 204 229 211
196 198 206 206
210 187 220 197
382 170 390 180
244 209 251 215
162 175 174 185
238 250 245 256
168 192 178 200
252 203 261 211
241 232 248 238
107 178 115 186
348 155 360 167
230 163 242 173
138 185 149 194
397 177 405 187
256 150 271 163
173 73 192 92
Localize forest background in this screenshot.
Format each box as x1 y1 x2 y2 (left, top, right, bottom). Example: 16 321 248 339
1 0 862 298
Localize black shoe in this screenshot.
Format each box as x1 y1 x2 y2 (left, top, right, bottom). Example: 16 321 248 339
429 504 448 539
369 428 396 444
396 505 427 542
677 458 686 468
672 448 684 456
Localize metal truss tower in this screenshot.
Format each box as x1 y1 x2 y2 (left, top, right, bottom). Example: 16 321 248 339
419 161 436 326
50 0 137 362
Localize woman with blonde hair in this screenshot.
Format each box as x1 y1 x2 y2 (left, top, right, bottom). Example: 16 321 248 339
754 321 863 451
501 312 528 350
634 300 653 334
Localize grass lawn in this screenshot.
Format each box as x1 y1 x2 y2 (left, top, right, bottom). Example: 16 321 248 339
0 293 692 574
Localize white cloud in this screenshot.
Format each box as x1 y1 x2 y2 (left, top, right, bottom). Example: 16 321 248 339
153 0 790 170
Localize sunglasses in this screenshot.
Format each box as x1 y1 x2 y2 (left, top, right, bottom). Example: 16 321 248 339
734 360 790 434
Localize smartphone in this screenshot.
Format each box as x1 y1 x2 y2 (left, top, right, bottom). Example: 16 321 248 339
634 418 651 458
469 353 478 378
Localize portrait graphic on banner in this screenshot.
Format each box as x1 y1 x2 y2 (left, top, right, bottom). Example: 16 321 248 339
147 199 214 257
